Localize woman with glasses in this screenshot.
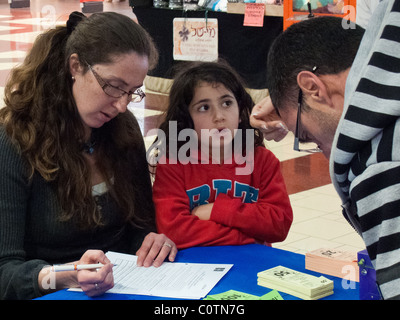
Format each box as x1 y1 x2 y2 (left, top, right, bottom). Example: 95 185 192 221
0 11 177 299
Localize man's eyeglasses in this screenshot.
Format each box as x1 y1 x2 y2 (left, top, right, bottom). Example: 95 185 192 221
86 63 145 103
294 66 322 153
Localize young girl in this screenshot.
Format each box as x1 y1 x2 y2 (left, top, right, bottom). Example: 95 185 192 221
151 61 293 249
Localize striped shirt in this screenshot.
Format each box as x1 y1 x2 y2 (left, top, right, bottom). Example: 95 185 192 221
331 0 400 300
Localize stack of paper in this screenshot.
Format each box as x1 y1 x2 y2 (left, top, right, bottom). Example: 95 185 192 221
257 266 334 300
305 248 359 282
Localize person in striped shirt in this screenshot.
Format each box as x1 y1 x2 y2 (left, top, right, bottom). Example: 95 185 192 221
332 0 400 300
251 0 400 299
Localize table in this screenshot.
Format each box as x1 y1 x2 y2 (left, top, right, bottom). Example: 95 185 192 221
36 244 359 300
132 7 283 90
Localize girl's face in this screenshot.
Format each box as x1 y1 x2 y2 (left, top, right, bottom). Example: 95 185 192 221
188 81 240 156
69 52 149 139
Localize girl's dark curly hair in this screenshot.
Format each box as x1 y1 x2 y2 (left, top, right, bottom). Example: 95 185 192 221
151 60 264 163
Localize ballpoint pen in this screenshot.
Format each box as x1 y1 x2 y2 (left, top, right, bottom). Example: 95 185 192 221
51 263 110 272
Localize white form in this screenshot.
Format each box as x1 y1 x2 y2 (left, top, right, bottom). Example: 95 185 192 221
105 251 233 299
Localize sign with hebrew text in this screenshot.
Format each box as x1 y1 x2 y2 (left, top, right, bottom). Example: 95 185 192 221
173 18 218 62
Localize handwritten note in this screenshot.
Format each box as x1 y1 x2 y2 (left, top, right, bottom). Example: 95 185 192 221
173 18 218 62
243 3 265 27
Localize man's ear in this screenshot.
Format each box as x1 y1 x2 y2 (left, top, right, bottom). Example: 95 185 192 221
297 70 332 106
69 53 82 77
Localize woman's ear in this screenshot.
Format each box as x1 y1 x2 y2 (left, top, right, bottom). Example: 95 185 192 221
69 53 82 77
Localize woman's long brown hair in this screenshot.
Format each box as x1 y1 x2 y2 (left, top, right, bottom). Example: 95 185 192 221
0 12 158 230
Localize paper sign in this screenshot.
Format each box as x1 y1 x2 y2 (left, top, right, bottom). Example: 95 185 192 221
173 18 218 62
243 3 265 27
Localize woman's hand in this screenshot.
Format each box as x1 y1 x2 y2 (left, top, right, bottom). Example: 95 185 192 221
136 232 178 268
76 250 114 297
38 249 114 297
250 96 289 142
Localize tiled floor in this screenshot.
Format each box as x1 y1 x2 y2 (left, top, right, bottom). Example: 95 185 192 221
0 0 365 255
265 133 365 254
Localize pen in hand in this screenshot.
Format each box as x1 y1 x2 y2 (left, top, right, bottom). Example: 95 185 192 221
51 263 115 272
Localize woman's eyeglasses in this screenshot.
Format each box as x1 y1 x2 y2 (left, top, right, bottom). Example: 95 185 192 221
294 66 322 153
86 63 145 103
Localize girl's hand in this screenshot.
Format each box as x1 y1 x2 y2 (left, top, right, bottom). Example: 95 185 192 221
136 232 178 268
191 203 213 221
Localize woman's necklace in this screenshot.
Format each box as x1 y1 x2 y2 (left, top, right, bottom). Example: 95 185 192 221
82 139 96 155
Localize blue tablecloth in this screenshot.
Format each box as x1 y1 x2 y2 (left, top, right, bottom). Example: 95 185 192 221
36 244 359 300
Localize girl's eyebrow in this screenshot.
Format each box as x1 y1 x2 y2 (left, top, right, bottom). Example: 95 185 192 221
192 93 235 105
220 94 235 100
190 98 210 107
190 92 236 108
